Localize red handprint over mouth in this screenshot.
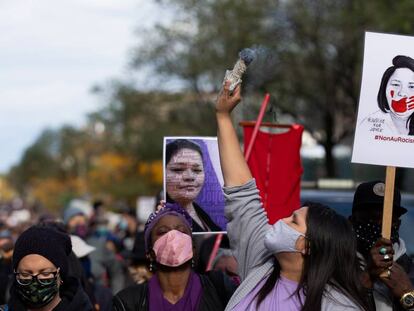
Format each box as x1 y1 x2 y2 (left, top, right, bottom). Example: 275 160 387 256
390 90 414 113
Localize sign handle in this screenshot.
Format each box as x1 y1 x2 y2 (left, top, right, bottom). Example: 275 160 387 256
381 166 396 239
380 166 396 278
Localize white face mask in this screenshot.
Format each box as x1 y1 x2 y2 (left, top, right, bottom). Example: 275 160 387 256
264 220 305 254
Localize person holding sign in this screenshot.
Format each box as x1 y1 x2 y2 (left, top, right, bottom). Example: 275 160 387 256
216 82 370 310
350 181 414 311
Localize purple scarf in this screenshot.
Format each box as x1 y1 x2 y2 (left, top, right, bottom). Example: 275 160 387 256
148 272 202 311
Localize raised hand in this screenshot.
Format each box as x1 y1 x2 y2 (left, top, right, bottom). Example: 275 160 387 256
407 95 414 110
216 81 242 115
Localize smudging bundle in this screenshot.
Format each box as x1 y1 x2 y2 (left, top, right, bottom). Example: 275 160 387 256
224 48 256 91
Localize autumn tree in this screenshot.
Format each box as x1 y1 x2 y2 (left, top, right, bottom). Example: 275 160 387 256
132 0 414 177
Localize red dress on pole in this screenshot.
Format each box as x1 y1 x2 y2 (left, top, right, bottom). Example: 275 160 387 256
243 124 304 224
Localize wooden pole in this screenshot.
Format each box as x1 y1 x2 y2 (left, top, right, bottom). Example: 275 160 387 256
379 166 396 278
381 166 396 239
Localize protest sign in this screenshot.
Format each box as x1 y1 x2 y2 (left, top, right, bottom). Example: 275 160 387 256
351 32 414 249
352 32 414 168
163 137 226 232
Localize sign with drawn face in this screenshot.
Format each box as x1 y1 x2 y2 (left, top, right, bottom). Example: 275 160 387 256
163 137 226 232
352 32 414 168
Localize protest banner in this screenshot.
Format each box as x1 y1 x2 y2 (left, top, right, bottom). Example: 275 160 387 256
352 32 414 246
163 136 226 232
352 32 414 168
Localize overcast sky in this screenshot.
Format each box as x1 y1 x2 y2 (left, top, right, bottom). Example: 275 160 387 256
0 0 162 173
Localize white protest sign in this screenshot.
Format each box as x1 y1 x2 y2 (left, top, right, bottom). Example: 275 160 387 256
352 32 414 168
136 196 156 223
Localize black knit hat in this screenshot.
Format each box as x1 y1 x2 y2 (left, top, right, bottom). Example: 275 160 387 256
352 180 407 217
13 226 72 279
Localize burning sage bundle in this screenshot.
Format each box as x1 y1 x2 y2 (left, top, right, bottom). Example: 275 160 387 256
224 48 256 91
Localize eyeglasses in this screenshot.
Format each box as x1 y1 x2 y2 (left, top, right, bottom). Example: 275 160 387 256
14 268 60 286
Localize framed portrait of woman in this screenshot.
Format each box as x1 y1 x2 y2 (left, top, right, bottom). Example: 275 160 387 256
352 32 414 169
163 136 226 232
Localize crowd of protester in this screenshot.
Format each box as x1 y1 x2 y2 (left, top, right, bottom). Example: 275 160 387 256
0 82 413 310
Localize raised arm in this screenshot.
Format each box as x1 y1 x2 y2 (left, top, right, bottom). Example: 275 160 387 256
216 82 252 187
216 82 271 281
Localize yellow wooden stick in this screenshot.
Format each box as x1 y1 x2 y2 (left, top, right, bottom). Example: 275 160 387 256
380 166 396 278
381 166 396 239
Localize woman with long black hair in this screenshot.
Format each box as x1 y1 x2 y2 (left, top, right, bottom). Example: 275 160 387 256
216 81 371 310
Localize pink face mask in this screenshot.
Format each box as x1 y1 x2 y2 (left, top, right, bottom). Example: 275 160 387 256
153 229 193 267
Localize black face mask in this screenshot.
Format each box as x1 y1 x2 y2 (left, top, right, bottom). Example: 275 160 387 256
16 277 59 309
353 220 400 256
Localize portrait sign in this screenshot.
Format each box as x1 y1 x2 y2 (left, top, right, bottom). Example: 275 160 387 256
163 137 226 232
352 32 414 168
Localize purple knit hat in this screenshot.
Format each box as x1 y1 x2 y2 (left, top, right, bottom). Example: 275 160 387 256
144 203 192 253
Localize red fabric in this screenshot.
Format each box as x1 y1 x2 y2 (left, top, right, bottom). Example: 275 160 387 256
243 124 304 224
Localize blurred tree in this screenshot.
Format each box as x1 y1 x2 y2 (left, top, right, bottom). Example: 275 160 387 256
30 177 86 212
91 84 217 160
0 176 16 201
133 0 414 177
8 130 60 194
267 0 414 177
8 85 218 209
10 0 414 209
134 0 277 93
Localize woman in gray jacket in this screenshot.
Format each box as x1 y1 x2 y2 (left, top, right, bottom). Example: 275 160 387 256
216 81 371 311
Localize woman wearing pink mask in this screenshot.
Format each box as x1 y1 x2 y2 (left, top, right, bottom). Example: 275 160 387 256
216 82 371 310
113 203 233 311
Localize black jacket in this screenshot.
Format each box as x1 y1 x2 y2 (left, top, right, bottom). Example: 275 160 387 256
0 260 12 305
5 277 93 311
113 272 234 311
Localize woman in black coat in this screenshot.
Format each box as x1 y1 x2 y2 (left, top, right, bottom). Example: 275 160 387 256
1 225 92 311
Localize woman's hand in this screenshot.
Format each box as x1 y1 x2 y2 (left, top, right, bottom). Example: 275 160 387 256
156 200 166 212
216 81 242 115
